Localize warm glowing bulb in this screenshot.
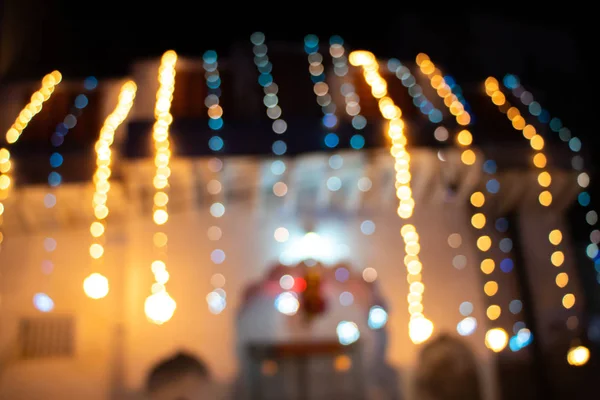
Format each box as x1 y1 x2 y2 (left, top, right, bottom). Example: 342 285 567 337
83 273 109 299
144 290 176 325
567 345 590 366
485 328 508 352
408 317 434 344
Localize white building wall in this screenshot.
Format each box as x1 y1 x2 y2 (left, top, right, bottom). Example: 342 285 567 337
0 175 515 399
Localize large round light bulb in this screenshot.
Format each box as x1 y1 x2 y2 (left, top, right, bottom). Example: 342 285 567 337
144 291 176 325
409 317 434 344
485 328 508 352
83 273 109 299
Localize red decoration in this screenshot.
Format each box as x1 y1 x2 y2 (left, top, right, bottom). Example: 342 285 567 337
301 271 327 321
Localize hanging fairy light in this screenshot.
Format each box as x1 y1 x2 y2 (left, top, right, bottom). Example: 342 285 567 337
202 50 227 315
36 75 98 312
305 34 345 197
84 80 137 300
417 54 509 352
349 50 433 344
331 35 368 150
485 76 580 349
0 71 62 233
387 57 443 124
251 32 289 205
0 71 62 312
503 74 599 284
332 36 377 282
144 50 177 325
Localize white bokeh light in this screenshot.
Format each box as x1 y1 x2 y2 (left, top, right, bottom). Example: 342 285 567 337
275 292 299 316
457 317 477 336
337 321 360 345
368 306 388 329
279 232 338 265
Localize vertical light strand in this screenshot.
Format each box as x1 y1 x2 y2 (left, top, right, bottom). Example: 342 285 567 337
331 36 368 150
83 81 137 300
304 35 343 193
250 32 289 206
35 76 98 312
349 50 433 344
503 75 599 284
144 50 177 325
0 71 62 313
333 36 375 282
0 72 62 239
416 54 509 352
202 50 227 315
485 76 577 349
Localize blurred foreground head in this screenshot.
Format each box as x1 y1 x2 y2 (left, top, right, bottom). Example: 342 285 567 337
414 334 482 400
147 352 216 400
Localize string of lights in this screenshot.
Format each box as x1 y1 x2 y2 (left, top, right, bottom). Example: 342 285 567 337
83 80 137 300
0 71 62 314
485 77 584 360
304 35 345 196
417 54 510 352
331 36 367 151
251 32 291 254
332 36 375 282
144 50 177 325
0 71 62 237
503 75 599 281
349 50 433 345
35 76 98 312
386 57 443 124
202 50 228 315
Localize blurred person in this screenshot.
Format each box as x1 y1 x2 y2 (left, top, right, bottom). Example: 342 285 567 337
146 351 220 400
413 334 482 400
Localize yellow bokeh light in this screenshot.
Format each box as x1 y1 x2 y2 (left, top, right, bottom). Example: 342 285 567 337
154 192 169 207
408 317 434 344
530 135 545 150
537 172 552 187
457 130 473 146
549 229 563 245
89 243 104 259
562 293 575 309
567 346 590 367
485 328 508 352
486 305 501 320
539 190 552 206
461 149 476 165
83 273 109 299
144 290 176 325
556 272 569 288
470 192 485 207
506 107 520 121
533 153 547 168
484 281 499 296
491 91 505 105
153 209 169 225
481 259 495 274
153 232 168 247
522 124 536 139
551 251 565 267
477 236 492 251
415 53 430 66
512 116 526 130
471 213 486 229
90 221 104 238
